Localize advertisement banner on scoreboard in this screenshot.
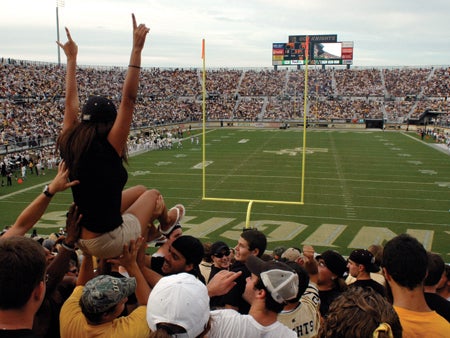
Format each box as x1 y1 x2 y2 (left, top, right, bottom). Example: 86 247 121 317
273 43 285 49
272 49 284 56
341 42 354 60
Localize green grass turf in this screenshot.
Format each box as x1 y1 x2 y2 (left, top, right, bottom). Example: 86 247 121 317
1 129 449 258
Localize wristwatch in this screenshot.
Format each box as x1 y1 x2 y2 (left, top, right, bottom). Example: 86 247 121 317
43 185 54 198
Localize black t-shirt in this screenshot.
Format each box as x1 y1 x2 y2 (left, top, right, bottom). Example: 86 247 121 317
70 137 127 233
150 256 165 275
209 265 223 283
209 265 227 310
222 261 251 314
0 329 40 338
319 288 342 317
424 292 450 322
350 279 386 297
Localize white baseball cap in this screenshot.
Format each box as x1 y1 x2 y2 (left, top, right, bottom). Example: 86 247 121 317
147 273 209 338
246 255 299 304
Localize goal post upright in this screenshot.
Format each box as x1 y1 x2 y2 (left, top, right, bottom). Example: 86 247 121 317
300 35 310 204
201 38 207 200
200 38 307 229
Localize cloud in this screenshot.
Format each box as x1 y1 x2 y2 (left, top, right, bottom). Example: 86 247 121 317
1 0 449 68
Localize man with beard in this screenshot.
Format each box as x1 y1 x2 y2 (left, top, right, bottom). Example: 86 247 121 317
140 235 205 286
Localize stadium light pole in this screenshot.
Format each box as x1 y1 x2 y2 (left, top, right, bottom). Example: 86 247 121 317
56 0 65 66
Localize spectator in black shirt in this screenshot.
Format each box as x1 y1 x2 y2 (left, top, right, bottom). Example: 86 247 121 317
424 252 450 322
222 229 267 314
347 249 386 297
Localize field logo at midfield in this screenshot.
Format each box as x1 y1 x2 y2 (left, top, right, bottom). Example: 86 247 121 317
263 147 328 156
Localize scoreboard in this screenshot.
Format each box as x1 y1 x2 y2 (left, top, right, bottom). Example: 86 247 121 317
272 34 353 66
272 42 307 65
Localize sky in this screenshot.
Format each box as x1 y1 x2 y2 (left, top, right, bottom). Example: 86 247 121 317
1 0 450 69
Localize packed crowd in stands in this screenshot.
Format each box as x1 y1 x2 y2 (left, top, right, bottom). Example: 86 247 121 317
2 58 450 151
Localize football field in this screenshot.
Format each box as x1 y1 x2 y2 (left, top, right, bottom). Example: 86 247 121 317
1 128 449 258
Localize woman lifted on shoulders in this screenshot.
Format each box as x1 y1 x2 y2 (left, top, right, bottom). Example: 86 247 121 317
57 14 184 259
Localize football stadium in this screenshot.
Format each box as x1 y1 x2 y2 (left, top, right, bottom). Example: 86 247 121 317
2 4 450 336
1 57 449 258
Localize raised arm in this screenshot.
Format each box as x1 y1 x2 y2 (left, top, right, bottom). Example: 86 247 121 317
77 252 95 286
108 237 151 306
45 203 82 292
57 27 80 132
107 13 150 155
3 161 79 238
301 245 319 284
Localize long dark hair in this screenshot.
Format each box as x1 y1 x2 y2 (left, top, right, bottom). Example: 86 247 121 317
57 120 128 178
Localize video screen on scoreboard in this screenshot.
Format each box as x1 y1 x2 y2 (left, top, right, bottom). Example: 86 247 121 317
313 42 342 60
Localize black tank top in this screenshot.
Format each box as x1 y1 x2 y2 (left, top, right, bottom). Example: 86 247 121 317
70 137 127 233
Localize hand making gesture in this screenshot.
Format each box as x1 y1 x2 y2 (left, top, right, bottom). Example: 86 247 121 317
131 13 150 52
56 27 78 61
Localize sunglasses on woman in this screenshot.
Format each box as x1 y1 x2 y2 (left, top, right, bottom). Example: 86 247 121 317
213 250 230 258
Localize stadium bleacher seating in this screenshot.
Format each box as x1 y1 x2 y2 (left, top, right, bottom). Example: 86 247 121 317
1 57 449 154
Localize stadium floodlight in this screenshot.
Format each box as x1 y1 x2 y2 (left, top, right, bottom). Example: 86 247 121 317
56 0 65 66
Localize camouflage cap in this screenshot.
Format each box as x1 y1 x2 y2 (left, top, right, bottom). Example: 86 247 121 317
81 275 136 314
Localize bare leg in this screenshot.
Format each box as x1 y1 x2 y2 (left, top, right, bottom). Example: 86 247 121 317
121 185 147 213
124 189 161 236
124 188 185 237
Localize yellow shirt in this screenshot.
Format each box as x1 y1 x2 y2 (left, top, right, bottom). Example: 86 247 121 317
60 286 150 338
394 305 450 338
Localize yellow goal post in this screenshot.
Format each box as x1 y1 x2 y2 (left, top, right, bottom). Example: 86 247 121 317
200 38 310 228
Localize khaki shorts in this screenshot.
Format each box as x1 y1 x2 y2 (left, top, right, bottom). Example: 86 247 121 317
78 213 141 259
